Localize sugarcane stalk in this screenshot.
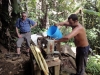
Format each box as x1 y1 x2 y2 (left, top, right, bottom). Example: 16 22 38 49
31 45 49 75
30 45 41 69
34 46 49 75
39 52 49 73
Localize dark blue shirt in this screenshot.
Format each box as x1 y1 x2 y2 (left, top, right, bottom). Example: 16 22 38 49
15 18 35 32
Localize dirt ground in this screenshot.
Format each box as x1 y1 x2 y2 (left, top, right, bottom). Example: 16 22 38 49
0 43 32 75
0 43 76 75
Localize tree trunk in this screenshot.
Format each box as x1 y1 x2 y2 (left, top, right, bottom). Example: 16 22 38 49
39 0 48 29
0 0 20 50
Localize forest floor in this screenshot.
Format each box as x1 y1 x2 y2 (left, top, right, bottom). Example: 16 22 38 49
0 43 76 75
0 44 31 75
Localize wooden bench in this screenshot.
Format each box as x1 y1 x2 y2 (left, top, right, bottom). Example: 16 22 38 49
30 53 61 75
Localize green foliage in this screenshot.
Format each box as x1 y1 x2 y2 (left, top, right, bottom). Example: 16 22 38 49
31 25 44 34
19 0 86 35
86 28 97 41
83 0 100 54
83 9 100 17
86 55 100 75
11 0 21 14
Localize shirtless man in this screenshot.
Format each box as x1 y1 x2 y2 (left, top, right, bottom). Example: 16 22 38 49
55 14 89 75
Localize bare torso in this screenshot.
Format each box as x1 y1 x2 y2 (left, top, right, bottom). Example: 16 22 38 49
55 21 89 47
72 25 89 47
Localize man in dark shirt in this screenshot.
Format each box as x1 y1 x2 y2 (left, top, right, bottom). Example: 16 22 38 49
15 12 37 56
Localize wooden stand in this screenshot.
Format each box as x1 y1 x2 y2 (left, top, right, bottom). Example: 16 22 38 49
30 53 61 75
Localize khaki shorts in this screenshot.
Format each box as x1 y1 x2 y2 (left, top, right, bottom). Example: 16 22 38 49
16 32 31 48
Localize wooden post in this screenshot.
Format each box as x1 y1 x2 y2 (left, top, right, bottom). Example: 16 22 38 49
35 70 41 75
56 42 61 53
54 65 60 75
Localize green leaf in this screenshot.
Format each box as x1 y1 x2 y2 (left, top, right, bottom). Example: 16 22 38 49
83 9 100 17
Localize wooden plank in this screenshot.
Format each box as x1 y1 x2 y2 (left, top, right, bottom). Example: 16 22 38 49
32 57 61 69
47 59 61 67
54 65 60 75
33 59 61 70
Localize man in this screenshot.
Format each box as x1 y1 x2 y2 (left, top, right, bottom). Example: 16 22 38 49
15 12 37 57
55 14 89 75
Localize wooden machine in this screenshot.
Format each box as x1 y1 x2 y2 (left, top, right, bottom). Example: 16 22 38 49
30 36 61 75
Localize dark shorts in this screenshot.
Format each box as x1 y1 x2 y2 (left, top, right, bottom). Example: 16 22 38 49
16 32 31 48
76 45 90 75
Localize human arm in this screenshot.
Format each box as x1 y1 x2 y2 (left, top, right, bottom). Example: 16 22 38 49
15 18 22 38
31 22 37 29
55 27 80 43
16 27 22 38
28 19 37 29
55 21 70 27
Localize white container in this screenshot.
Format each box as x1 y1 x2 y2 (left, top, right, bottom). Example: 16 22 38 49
46 39 54 54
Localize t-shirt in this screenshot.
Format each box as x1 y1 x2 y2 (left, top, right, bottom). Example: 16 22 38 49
15 18 35 32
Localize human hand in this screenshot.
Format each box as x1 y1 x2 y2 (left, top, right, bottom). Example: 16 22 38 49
31 26 34 29
54 40 59 43
54 23 58 26
18 34 22 38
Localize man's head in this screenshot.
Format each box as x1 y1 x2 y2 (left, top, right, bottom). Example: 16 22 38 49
68 14 78 26
21 12 27 20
